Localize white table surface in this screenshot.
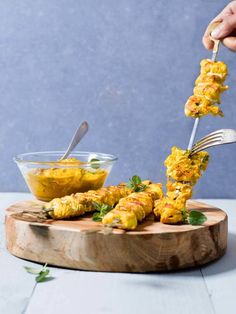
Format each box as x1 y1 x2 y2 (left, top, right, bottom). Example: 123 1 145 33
0 193 235 314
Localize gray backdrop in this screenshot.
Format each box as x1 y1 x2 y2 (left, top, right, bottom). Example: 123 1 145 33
0 0 235 198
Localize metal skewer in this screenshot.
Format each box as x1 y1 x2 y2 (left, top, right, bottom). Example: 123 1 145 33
187 118 200 150
187 22 221 150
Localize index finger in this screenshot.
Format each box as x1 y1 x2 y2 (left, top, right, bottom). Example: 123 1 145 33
202 3 233 50
202 18 223 50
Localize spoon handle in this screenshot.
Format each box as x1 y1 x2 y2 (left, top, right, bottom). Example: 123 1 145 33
60 121 89 160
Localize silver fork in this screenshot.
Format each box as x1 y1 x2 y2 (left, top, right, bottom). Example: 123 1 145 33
190 129 236 155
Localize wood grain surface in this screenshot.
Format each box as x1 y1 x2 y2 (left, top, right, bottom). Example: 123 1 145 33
5 199 228 272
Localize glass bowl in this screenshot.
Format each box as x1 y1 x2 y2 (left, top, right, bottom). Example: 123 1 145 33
14 151 117 202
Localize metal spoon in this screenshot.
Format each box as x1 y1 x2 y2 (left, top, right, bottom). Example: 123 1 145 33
59 121 89 160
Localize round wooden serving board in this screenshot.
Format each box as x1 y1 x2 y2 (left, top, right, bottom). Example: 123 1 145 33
5 200 227 272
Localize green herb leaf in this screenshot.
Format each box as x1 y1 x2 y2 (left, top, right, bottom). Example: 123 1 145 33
36 269 50 283
181 207 187 222
132 175 142 185
100 204 111 215
188 210 207 225
127 175 147 192
202 155 209 163
92 201 102 211
92 202 113 222
90 158 100 169
24 263 50 283
92 212 103 222
24 266 41 275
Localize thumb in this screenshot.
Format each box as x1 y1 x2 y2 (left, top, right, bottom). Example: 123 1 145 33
211 15 236 39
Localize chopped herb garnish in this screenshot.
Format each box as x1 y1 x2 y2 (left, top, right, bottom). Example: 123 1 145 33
202 155 209 163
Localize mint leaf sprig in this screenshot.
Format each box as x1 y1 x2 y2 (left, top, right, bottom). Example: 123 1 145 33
92 202 113 222
127 175 147 192
182 208 207 225
188 210 207 225
24 263 50 283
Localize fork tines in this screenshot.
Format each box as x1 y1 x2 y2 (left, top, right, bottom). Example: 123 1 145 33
191 129 224 154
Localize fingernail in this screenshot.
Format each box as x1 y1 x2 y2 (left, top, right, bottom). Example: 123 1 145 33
211 25 222 38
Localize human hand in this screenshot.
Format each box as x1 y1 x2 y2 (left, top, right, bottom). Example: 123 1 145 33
203 1 236 51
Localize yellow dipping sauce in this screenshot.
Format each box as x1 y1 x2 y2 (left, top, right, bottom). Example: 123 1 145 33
26 158 108 201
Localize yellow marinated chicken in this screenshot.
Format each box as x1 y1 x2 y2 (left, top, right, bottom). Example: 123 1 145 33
193 83 227 104
191 150 209 172
154 147 209 224
102 183 163 230
195 73 224 85
185 95 224 118
43 183 133 219
164 146 209 185
166 181 192 202
154 182 191 224
184 59 228 118
154 197 185 224
200 59 227 80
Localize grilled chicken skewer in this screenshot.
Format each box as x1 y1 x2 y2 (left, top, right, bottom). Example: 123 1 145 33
102 183 163 230
43 183 133 219
153 147 209 224
185 59 228 119
187 21 226 150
